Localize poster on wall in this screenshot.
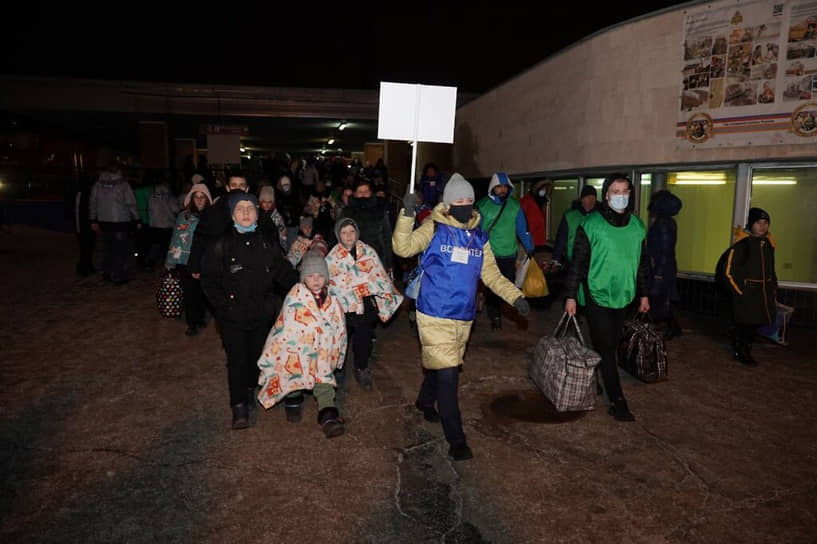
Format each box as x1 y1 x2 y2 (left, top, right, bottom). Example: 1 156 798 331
677 0 817 147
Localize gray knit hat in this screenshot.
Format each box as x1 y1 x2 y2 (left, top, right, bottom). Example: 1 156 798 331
334 216 359 244
442 173 475 205
300 250 329 282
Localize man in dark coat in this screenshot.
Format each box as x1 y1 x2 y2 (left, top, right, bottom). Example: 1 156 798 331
723 207 777 366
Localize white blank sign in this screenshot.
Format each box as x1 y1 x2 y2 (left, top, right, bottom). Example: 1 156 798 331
377 82 457 144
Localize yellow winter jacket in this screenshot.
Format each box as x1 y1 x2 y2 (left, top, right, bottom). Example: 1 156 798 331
393 203 523 369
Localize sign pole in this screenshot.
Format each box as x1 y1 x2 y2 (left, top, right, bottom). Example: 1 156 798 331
409 140 418 195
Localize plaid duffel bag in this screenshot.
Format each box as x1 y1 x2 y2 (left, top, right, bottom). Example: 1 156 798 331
618 313 667 383
529 313 601 412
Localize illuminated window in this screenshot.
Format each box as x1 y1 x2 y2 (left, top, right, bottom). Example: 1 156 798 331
668 170 736 274
750 167 817 283
638 173 653 222
548 178 578 240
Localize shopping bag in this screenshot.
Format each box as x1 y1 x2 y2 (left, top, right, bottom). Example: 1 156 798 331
522 259 548 298
157 269 183 318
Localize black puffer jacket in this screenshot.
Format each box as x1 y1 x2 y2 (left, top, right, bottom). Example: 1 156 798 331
188 194 280 275
340 197 393 269
724 231 777 325
201 228 299 329
647 191 682 298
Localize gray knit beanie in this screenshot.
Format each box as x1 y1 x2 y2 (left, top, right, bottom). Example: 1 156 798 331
300 250 329 282
442 173 475 205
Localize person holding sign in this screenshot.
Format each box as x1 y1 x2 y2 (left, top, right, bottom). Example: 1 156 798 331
393 174 529 461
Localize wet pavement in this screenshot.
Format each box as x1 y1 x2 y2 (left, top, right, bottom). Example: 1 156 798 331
1 227 816 543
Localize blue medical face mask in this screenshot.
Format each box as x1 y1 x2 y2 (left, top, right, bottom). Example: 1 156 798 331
608 194 629 211
234 221 257 233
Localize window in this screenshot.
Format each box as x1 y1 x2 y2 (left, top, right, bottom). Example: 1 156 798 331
750 167 817 283
668 170 736 274
638 173 653 222
548 178 578 240
585 177 605 192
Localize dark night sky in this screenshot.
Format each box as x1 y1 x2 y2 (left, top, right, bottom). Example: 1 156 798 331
4 2 689 94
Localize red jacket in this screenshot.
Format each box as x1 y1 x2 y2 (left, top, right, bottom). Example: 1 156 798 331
520 195 547 247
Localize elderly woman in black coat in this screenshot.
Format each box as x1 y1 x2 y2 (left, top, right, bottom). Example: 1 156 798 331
646 190 682 339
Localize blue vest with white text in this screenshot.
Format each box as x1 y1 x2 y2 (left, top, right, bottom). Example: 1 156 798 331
417 224 488 321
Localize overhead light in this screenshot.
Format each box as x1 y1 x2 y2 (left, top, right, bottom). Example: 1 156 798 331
640 174 652 184
336 148 343 152
673 171 727 185
553 186 568 191
327 138 335 145
338 122 347 131
753 176 797 185
240 147 246 153
321 149 327 155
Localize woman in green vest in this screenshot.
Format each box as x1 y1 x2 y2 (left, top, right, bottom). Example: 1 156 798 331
564 174 650 422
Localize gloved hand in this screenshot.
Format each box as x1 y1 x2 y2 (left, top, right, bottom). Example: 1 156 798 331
403 191 417 217
513 297 530 316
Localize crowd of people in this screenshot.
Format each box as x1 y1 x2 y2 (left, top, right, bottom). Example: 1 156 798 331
79 159 780 460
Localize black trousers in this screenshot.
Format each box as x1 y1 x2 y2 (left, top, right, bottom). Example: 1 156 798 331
148 227 173 266
177 264 206 328
486 256 517 320
135 227 151 267
221 322 270 406
734 323 758 346
345 315 374 370
76 230 96 275
100 226 132 282
416 367 465 446
585 297 627 402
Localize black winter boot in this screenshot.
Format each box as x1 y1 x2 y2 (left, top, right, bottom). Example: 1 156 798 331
231 403 249 430
608 397 635 422
317 407 345 438
448 442 474 461
737 343 759 367
284 393 304 422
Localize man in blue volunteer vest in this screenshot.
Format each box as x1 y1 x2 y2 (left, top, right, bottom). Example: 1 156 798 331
476 172 535 330
394 173 529 461
564 174 650 422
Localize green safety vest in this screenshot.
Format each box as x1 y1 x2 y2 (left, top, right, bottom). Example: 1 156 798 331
477 196 521 257
578 212 645 309
564 208 586 261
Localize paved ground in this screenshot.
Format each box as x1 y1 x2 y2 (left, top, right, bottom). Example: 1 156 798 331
1 227 816 543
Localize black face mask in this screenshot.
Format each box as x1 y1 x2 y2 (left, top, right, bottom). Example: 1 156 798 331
352 196 375 207
449 204 473 224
